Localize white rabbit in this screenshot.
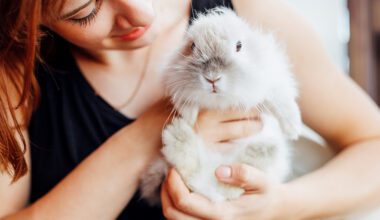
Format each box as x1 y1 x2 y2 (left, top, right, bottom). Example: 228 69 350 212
140 7 302 205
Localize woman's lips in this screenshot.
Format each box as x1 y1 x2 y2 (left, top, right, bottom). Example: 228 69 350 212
118 27 148 41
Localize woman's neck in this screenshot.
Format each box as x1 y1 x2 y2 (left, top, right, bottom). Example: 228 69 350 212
70 0 192 117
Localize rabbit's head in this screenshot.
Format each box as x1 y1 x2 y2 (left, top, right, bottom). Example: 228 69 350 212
165 7 293 110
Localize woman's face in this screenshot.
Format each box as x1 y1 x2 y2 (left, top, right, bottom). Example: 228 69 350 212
45 0 159 50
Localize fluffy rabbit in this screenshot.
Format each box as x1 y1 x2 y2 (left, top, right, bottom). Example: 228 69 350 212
140 7 302 205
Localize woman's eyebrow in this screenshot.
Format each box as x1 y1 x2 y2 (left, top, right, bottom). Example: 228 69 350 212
60 0 93 19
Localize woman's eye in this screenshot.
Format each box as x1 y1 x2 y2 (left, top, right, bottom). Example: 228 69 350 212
68 0 102 27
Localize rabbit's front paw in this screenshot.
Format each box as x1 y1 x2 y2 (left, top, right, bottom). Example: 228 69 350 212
162 118 203 174
162 118 196 150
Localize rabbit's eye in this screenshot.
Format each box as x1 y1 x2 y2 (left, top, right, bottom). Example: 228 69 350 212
236 41 242 52
191 42 196 51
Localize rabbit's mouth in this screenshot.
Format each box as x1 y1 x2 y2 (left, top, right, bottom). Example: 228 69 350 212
202 74 222 94
211 85 218 93
206 86 220 95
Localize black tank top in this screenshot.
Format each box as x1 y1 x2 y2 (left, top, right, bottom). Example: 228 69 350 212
29 1 233 219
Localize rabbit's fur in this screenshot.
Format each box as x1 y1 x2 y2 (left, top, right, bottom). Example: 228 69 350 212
140 7 302 205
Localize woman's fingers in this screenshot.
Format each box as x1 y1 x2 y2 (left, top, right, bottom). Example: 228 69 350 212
199 108 260 123
195 108 262 143
215 164 271 193
165 169 224 219
161 181 200 220
218 119 262 142
195 118 262 143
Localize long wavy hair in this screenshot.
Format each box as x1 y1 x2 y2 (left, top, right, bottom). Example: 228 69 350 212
0 0 65 182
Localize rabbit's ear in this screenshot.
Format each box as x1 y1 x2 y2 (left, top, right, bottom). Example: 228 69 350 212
261 98 302 140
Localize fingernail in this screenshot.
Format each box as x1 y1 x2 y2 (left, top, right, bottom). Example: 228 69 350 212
216 166 232 178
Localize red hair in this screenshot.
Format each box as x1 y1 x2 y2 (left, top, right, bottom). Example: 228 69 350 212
0 0 64 182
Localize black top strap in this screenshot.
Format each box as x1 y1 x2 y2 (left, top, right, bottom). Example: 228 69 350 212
189 0 234 24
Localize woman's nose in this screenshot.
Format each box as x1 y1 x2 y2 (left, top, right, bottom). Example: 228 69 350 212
114 0 155 27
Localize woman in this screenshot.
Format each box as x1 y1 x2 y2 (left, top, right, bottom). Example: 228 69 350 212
1 0 380 219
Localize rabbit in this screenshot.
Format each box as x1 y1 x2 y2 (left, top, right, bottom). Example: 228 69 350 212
139 7 302 205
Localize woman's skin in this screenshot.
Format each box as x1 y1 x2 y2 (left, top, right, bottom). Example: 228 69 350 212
1 0 380 219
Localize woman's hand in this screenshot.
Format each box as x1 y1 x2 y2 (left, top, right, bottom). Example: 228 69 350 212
194 108 263 144
161 165 286 220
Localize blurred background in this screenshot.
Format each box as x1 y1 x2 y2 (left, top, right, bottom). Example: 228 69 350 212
287 0 380 105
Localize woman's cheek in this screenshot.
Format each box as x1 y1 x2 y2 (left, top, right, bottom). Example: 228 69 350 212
62 32 106 49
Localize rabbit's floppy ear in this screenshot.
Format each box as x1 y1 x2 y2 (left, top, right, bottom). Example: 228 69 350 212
261 97 302 140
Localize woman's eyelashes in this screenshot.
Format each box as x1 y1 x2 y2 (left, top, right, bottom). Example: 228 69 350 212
68 0 103 27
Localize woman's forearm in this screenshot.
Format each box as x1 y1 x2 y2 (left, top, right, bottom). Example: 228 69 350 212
281 139 380 219
4 120 160 220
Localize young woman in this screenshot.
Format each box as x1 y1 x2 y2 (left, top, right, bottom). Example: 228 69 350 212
1 0 380 219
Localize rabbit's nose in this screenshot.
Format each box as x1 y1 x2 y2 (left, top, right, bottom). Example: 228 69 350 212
204 75 221 84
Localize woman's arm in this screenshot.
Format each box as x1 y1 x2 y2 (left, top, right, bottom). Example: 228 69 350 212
233 0 380 218
282 140 380 219
1 101 170 220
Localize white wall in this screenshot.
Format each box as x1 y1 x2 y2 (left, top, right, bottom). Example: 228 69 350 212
286 0 350 72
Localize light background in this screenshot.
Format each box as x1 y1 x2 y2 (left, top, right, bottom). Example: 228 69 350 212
286 0 350 72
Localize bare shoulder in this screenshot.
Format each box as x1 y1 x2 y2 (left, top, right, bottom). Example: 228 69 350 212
232 0 380 148
0 79 31 217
